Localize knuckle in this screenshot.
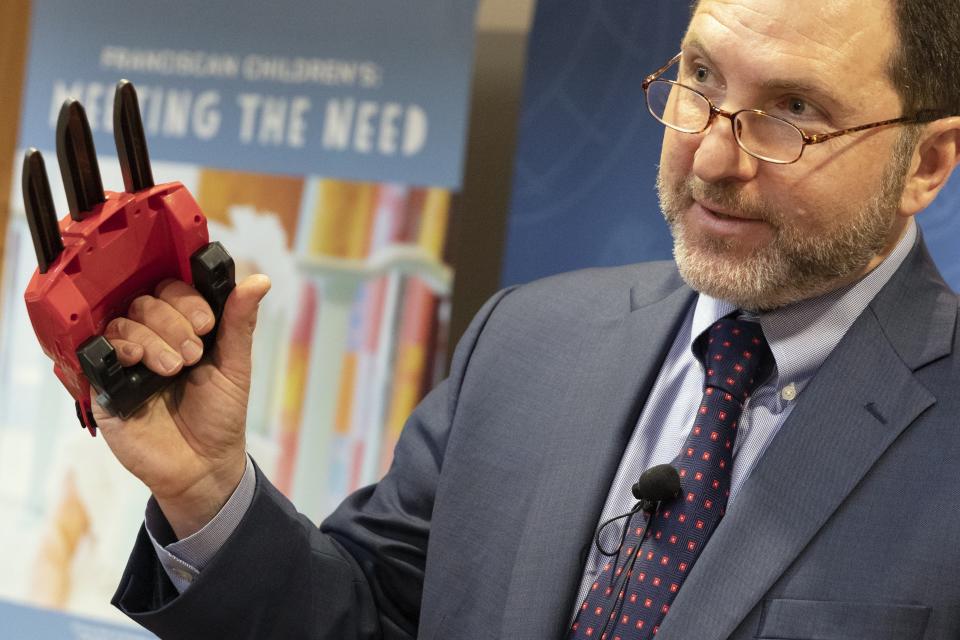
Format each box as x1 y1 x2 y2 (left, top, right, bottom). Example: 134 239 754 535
109 317 141 341
128 295 156 319
155 278 183 300
129 318 155 341
104 317 124 337
155 277 178 292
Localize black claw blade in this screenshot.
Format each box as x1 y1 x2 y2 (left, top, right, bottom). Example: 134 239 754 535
56 99 105 221
22 148 65 274
113 80 154 193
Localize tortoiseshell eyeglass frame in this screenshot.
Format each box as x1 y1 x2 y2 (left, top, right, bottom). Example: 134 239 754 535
642 52 946 165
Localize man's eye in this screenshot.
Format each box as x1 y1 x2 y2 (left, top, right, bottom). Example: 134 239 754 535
695 66 710 82
773 97 822 122
788 99 807 115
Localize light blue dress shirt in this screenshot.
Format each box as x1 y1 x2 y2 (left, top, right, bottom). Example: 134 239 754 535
147 220 918 604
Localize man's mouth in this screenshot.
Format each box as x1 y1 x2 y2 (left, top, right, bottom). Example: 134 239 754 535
710 209 737 220
699 202 743 220
695 200 762 223
685 199 774 241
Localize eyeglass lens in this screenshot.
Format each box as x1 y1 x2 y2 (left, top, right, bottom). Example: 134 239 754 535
645 80 805 163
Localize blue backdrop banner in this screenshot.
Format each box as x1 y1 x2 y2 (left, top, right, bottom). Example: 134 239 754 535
502 0 960 291
19 0 478 188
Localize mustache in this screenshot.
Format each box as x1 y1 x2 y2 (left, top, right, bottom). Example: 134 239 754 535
676 176 777 224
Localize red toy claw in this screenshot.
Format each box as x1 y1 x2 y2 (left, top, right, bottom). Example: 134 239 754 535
23 80 235 436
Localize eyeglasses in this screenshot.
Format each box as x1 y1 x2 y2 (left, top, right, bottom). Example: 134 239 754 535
642 53 945 164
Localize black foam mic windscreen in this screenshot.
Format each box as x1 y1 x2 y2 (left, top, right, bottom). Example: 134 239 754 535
631 463 681 502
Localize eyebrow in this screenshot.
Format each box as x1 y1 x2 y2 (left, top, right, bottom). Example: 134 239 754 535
679 37 857 121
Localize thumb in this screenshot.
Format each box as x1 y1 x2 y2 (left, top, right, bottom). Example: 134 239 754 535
212 273 271 385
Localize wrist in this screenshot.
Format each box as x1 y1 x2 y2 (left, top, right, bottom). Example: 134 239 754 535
154 453 247 539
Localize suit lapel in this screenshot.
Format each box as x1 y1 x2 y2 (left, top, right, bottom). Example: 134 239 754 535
497 276 695 639
656 309 935 640
657 239 955 640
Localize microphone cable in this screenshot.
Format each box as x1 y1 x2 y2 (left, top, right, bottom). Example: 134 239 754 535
592 464 681 640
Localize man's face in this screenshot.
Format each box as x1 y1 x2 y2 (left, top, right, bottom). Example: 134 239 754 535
657 0 915 311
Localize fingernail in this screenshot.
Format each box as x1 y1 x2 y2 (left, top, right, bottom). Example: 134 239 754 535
181 340 203 364
191 311 212 331
159 351 183 373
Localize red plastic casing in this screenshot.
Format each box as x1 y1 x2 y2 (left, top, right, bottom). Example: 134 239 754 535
24 182 209 434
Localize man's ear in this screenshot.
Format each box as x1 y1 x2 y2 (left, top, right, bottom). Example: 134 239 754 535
899 116 960 217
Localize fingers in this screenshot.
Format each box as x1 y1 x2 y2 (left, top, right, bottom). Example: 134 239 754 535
155 279 215 336
103 278 213 375
99 275 270 382
104 316 187 375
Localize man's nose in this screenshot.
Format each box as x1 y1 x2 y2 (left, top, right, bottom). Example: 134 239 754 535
692 115 761 184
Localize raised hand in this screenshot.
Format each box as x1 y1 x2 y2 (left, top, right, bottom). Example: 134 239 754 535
95 274 271 539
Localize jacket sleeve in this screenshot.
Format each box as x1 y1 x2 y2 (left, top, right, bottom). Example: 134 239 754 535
111 287 516 640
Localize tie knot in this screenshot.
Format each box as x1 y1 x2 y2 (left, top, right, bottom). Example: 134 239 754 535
699 317 772 403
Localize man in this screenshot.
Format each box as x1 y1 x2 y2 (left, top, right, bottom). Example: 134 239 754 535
102 0 960 638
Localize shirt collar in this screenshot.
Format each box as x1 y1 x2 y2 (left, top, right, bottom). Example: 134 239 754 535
689 218 918 401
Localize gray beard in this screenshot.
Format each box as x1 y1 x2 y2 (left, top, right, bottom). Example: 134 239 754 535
656 156 909 312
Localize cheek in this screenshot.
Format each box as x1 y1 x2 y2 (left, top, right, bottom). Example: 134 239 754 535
764 180 844 235
772 162 880 231
659 129 697 174
784 136 895 213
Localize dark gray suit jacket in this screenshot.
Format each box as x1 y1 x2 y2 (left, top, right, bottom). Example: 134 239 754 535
114 237 960 639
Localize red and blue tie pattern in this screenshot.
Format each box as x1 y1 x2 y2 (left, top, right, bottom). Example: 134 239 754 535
569 317 772 640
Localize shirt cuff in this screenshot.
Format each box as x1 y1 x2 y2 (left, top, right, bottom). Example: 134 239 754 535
143 454 257 593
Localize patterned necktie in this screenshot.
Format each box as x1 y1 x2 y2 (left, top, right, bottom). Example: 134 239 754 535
569 316 773 640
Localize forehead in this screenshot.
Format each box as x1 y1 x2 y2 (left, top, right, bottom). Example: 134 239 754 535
686 0 898 94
